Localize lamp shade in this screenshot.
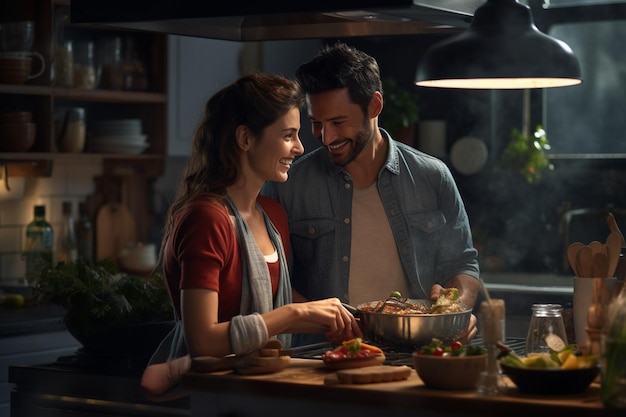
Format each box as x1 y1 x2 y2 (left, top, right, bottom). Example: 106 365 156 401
415 0 582 89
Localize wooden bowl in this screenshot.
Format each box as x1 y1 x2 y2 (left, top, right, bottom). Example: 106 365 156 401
413 352 487 390
0 122 36 152
0 111 32 124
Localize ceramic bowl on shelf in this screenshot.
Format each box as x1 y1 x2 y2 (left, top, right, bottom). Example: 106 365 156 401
0 121 36 152
412 352 487 390
0 111 32 124
500 363 600 395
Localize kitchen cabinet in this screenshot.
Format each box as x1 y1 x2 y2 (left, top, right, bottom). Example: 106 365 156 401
167 37 323 156
167 35 240 156
0 0 168 177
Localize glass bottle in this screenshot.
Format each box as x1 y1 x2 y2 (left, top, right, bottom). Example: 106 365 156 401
525 304 568 355
58 201 78 264
76 202 94 264
23 205 54 285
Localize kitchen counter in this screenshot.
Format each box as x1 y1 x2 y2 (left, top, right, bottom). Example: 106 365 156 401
0 304 67 337
181 359 620 417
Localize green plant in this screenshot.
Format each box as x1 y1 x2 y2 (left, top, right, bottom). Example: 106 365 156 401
32 258 172 339
499 125 552 183
379 78 419 133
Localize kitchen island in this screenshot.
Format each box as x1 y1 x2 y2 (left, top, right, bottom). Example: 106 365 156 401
182 358 619 417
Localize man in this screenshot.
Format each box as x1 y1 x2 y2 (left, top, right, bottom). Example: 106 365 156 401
263 42 480 346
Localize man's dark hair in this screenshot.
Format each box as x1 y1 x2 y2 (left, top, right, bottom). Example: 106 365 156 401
296 42 382 115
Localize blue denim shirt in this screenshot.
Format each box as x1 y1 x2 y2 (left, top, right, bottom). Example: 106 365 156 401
262 130 479 305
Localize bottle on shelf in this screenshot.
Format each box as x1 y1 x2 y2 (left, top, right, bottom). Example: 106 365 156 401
76 202 94 264
23 205 54 285
58 201 78 264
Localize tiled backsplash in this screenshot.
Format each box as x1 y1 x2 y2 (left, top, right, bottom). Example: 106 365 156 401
0 157 102 285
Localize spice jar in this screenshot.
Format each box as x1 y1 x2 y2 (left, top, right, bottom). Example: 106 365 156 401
73 41 96 89
99 36 124 90
54 40 73 87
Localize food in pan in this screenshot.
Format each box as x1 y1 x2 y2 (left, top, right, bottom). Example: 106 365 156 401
359 288 465 315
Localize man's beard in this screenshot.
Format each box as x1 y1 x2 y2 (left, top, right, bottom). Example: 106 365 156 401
326 121 375 167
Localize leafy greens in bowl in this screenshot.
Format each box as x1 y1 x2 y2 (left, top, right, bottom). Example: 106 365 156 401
33 258 173 352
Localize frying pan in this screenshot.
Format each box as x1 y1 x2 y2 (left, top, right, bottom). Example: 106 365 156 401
343 299 472 348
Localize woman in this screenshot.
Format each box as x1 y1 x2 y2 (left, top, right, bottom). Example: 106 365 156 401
141 73 361 400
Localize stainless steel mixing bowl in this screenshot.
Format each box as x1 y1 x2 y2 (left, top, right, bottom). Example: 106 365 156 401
352 299 472 348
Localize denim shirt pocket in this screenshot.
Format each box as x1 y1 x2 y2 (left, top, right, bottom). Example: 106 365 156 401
290 219 336 240
407 210 446 233
289 219 337 292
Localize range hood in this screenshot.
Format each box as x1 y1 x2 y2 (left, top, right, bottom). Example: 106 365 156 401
70 0 485 41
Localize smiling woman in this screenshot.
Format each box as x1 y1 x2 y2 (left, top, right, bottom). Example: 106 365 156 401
141 73 362 401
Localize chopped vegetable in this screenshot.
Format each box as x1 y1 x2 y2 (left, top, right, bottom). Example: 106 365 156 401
322 338 383 362
390 290 403 299
431 288 461 314
417 338 486 357
498 344 599 370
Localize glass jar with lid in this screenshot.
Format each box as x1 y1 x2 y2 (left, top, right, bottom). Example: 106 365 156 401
73 40 96 89
525 303 568 355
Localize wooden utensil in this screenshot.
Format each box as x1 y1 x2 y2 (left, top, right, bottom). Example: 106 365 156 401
606 232 622 278
606 212 626 247
567 242 584 276
576 245 593 278
592 252 609 278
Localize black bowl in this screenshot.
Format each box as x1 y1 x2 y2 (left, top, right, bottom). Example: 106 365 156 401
500 363 600 395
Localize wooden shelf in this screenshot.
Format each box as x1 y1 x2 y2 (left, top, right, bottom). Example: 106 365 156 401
0 0 168 177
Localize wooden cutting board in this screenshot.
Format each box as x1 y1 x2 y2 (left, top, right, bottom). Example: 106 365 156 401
325 365 413 385
96 202 136 263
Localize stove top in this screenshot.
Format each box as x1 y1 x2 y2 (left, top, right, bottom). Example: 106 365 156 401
288 337 527 367
52 338 528 374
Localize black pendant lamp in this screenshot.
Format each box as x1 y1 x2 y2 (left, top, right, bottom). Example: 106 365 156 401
415 0 582 89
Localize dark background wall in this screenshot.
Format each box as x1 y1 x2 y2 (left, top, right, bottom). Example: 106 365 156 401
335 34 626 276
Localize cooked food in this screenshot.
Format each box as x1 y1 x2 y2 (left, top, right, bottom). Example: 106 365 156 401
359 289 465 315
322 338 383 362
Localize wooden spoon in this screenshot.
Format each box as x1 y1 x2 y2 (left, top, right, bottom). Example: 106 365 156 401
606 232 622 278
606 212 626 247
576 245 593 278
567 242 583 276
592 252 609 278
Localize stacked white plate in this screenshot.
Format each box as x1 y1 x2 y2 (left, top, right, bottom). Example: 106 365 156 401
91 119 150 154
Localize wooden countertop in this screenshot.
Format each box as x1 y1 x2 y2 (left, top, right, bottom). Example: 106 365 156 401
182 359 620 417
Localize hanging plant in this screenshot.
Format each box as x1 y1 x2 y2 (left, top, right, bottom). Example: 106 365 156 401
499 90 552 183
500 125 552 183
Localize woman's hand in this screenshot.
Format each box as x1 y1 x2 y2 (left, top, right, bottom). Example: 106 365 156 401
290 297 362 342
